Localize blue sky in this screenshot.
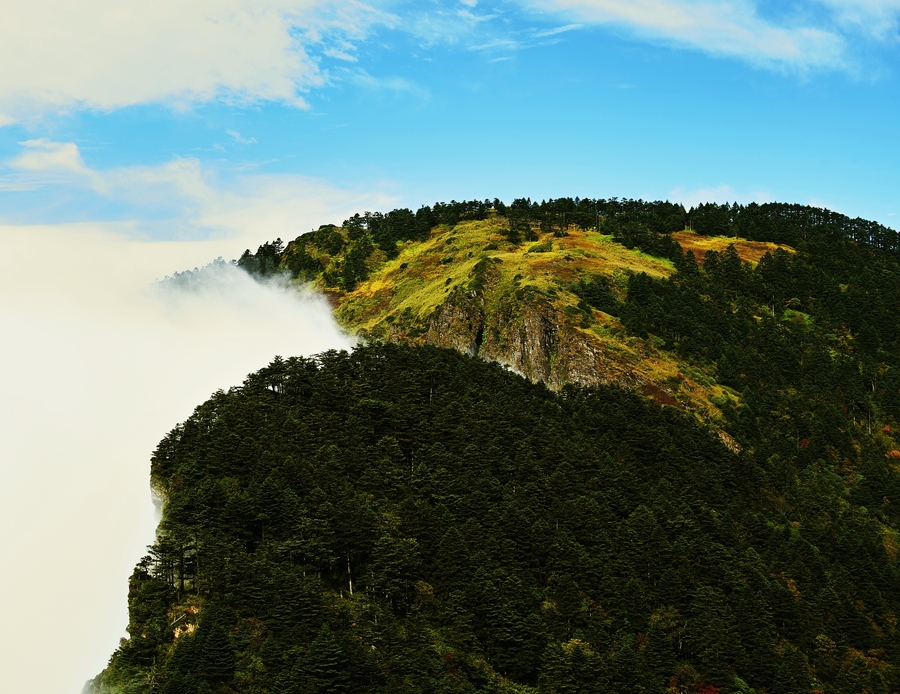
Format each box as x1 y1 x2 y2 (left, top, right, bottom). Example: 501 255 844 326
0 0 899 243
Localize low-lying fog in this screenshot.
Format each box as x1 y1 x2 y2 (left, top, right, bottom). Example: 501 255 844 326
0 224 353 693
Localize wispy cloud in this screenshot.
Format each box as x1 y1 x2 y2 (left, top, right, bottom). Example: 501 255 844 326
519 0 849 69
324 47 360 61
0 0 895 126
346 69 432 99
817 0 900 38
467 22 586 54
533 22 583 38
0 0 394 123
457 7 501 22
12 139 92 175
226 130 258 144
3 138 106 191
470 37 524 51
370 0 896 72
0 139 397 241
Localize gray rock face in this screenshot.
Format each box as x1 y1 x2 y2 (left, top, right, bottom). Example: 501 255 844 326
480 292 559 384
425 294 484 357
424 290 643 393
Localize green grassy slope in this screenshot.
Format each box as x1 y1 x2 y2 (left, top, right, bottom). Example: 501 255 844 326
277 215 791 424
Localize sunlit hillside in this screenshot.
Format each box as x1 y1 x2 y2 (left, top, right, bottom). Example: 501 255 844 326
276 211 791 431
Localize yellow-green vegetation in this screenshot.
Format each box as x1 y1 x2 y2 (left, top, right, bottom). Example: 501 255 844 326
284 217 739 423
672 229 793 264
330 218 672 333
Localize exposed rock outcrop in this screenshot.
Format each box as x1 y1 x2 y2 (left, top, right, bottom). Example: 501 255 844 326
424 290 649 395
426 294 485 357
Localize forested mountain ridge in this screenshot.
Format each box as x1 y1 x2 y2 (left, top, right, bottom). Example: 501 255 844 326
235 197 900 436
91 344 900 694
88 198 900 693
246 200 798 424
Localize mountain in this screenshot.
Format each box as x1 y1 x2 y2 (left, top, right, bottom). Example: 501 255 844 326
281 205 789 413
89 198 900 694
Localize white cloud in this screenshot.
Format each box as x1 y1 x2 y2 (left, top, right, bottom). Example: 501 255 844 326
12 138 91 174
520 0 849 69
0 136 398 694
0 0 894 123
0 223 355 693
470 37 524 51
347 70 432 99
227 130 258 144
3 138 108 192
404 5 503 46
324 47 361 61
1 139 397 242
533 22 583 38
818 0 900 38
0 0 391 122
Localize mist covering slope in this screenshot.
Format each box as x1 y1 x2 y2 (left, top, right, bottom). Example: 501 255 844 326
90 198 900 694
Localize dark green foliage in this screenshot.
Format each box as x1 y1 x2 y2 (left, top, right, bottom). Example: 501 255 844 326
285 247 322 280
339 234 374 290
96 339 900 693
309 226 346 256
618 234 900 464
689 202 900 253
607 218 684 260
237 238 285 278
111 559 176 670
571 274 622 316
507 198 538 244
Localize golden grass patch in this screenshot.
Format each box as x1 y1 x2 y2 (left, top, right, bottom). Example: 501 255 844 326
672 230 794 264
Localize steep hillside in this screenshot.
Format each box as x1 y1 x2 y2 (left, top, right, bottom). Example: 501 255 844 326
320 217 715 406
231 198 900 443
89 344 900 694
94 197 900 694
228 197 900 449
269 209 792 425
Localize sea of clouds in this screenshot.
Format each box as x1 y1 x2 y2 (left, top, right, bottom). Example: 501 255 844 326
0 224 354 693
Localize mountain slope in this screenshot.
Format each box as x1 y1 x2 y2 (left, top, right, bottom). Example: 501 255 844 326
275 211 789 423
90 344 900 694
89 197 900 694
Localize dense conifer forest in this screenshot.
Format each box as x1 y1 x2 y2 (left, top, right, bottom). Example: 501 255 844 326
92 198 900 694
